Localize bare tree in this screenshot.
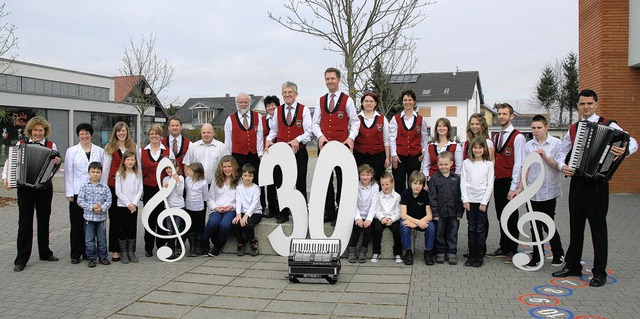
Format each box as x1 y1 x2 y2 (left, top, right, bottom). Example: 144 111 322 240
269 0 431 100
119 32 174 137
0 3 19 73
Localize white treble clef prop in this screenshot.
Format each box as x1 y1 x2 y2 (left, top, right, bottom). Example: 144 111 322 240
141 157 192 262
260 141 357 256
501 152 557 271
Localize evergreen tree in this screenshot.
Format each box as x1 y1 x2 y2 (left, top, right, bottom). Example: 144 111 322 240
561 52 579 124
536 64 559 120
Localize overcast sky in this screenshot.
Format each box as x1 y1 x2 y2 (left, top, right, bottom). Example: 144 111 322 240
6 0 577 111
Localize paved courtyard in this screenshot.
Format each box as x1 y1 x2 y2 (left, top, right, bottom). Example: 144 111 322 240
0 165 639 318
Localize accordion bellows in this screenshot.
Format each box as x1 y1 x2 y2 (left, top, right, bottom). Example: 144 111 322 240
7 143 61 189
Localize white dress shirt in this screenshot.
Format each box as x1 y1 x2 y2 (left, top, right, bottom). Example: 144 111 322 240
388 110 430 157
207 182 236 211
183 139 230 185
375 190 401 222
523 134 564 202
64 143 105 196
185 176 209 211
115 171 143 207
460 159 494 205
355 181 379 221
163 175 185 208
311 91 360 141
224 111 264 156
235 183 262 216
267 102 313 144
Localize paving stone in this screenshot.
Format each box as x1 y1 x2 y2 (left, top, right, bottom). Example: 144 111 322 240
174 272 235 285
182 307 259 319
257 312 330 319
189 265 245 276
139 290 209 306
332 303 406 318
216 286 282 299
229 276 289 289
275 290 343 303
200 295 271 311
339 292 408 306
240 268 289 280
350 274 411 284
346 282 408 294
117 301 193 318
263 300 336 315
157 281 224 295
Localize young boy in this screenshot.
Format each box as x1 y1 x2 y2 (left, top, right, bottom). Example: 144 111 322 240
77 162 112 268
517 114 565 268
347 164 378 263
399 170 436 265
428 152 464 265
371 172 402 263
232 164 262 256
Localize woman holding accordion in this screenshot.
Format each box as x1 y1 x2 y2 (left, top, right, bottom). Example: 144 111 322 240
2 116 61 272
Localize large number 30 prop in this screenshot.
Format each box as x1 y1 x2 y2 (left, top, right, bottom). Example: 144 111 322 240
260 141 357 256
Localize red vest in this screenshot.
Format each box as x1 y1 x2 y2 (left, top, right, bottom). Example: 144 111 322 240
494 129 521 179
230 111 259 155
568 117 611 143
462 141 469 160
162 135 190 171
394 114 423 157
276 104 307 146
263 115 271 148
141 147 170 187
107 150 123 188
319 93 349 142
427 143 457 177
354 114 385 154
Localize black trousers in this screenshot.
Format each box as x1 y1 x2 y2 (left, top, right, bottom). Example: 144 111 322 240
372 219 402 256
565 176 609 277
143 185 167 252
494 177 519 253
270 147 308 217
528 198 563 261
69 194 85 259
114 206 138 240
348 222 373 248
318 146 341 220
15 184 54 266
354 151 386 186
392 154 421 194
107 186 121 253
186 207 206 234
232 213 262 244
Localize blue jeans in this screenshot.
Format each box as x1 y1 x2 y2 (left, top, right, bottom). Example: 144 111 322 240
400 220 435 251
435 217 460 255
467 203 488 247
202 210 235 247
85 220 107 260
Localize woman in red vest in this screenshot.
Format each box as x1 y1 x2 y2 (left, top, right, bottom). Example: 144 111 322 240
140 124 170 257
102 122 139 262
422 118 463 179
354 92 390 185
463 113 494 161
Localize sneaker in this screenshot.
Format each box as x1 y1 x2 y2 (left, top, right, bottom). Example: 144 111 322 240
236 243 245 256
208 246 220 257
370 254 380 263
87 260 96 268
394 255 403 263
525 258 539 268
250 238 259 257
99 258 111 265
447 254 457 265
551 255 564 267
435 254 445 264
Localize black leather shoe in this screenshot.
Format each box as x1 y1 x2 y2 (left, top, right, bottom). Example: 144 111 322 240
589 275 606 287
13 264 25 272
145 250 153 257
277 215 289 224
40 255 59 262
552 268 582 277
71 258 80 264
331 219 336 226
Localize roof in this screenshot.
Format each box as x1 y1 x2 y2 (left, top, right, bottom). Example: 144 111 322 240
388 71 484 104
175 95 264 126
114 75 142 102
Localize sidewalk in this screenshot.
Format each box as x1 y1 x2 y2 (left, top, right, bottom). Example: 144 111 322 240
1 165 639 318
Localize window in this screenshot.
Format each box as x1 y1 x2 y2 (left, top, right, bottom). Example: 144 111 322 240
443 88 450 94
452 126 458 137
22 78 35 92
389 74 419 84
422 89 431 95
446 106 457 117
418 107 431 117
197 110 215 125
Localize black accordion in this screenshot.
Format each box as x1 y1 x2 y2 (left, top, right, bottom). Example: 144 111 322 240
7 143 60 189
567 121 630 182
288 238 341 284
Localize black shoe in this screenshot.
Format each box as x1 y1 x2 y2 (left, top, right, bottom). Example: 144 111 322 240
472 257 484 268
208 246 221 257
276 215 289 224
424 250 435 266
40 255 59 262
250 238 259 257
331 219 336 226
487 248 508 257
111 256 121 262
589 274 606 287
99 258 111 265
552 268 582 277
13 264 25 272
525 257 540 268
71 258 81 264
87 260 97 268
403 250 414 265
551 255 564 267
236 243 245 256
145 250 153 257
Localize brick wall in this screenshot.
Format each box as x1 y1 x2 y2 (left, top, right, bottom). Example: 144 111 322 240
579 0 640 193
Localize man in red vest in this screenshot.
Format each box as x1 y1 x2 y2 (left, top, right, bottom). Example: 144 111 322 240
311 67 360 226
261 95 280 219
265 81 313 223
224 92 264 190
487 103 526 263
552 89 637 287
163 116 190 175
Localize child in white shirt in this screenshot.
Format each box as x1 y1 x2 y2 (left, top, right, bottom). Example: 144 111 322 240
371 172 402 263
347 164 379 263
232 164 262 256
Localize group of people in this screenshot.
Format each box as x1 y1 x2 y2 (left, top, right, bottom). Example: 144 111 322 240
4 65 636 289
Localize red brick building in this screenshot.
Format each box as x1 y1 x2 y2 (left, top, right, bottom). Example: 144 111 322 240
579 0 640 193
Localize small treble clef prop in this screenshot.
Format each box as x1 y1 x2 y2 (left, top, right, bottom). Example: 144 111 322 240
141 157 192 262
501 152 557 271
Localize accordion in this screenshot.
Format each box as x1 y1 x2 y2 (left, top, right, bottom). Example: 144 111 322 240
7 143 61 189
288 238 341 284
567 121 630 182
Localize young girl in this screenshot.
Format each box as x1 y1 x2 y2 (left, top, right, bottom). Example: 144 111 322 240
422 118 463 179
347 164 379 263
184 162 208 257
460 137 494 267
162 159 185 258
464 113 494 161
114 150 143 264
232 164 262 256
203 155 239 257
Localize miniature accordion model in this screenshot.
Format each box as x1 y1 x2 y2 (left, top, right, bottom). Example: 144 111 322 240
568 121 630 182
288 238 341 284
6 143 60 189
